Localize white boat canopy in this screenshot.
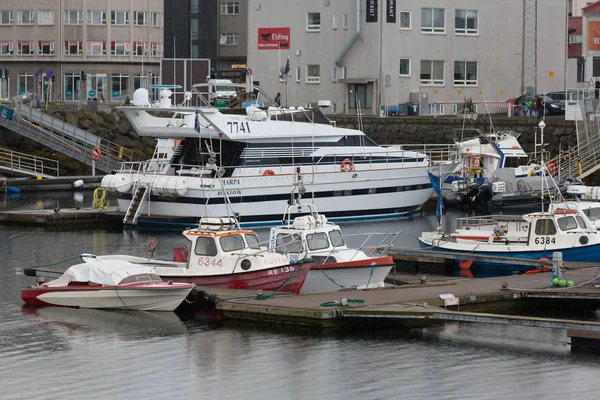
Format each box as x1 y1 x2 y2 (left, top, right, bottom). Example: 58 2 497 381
46 260 160 287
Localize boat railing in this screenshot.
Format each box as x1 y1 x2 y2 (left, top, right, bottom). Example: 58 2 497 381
457 215 526 229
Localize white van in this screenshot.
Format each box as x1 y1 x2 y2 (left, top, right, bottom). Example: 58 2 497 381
209 79 236 104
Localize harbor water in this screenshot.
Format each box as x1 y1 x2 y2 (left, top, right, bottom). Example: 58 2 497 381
1 191 600 400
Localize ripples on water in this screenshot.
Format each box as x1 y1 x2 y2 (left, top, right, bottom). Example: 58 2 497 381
1 192 600 399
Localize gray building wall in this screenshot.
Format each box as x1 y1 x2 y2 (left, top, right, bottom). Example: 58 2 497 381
218 0 248 81
247 0 568 115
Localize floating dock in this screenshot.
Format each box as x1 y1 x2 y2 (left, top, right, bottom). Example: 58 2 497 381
0 206 120 228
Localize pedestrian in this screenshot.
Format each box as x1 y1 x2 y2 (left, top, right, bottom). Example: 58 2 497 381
536 95 544 119
274 92 282 107
595 79 600 99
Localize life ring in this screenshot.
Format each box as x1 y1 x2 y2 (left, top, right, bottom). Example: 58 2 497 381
341 158 354 172
263 169 275 176
91 146 102 161
547 161 557 177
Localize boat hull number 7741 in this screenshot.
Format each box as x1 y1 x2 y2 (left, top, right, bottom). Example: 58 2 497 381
227 122 251 134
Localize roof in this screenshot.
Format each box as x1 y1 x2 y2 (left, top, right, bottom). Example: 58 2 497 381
583 1 600 13
568 16 582 58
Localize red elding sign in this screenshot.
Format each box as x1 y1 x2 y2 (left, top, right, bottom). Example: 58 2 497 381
589 21 600 51
258 27 290 50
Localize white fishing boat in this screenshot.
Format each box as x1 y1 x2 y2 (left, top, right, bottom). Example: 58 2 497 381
100 82 456 229
21 260 195 312
268 199 397 294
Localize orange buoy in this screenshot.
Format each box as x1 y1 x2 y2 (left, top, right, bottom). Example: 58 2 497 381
263 169 275 176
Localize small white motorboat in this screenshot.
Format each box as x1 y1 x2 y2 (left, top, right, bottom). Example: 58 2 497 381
21 260 195 312
269 202 397 294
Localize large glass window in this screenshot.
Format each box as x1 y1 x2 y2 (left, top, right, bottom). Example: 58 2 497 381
134 74 149 91
455 9 478 35
420 60 445 85
348 83 373 109
37 10 54 25
111 41 130 56
421 8 445 33
307 232 330 251
454 61 478 86
534 219 557 235
111 74 129 103
17 41 34 55
85 74 108 102
220 235 245 252
64 41 82 55
64 73 82 101
17 73 35 96
194 237 218 256
87 10 107 25
87 41 107 55
0 41 13 55
221 2 240 15
64 10 82 25
38 41 55 55
0 11 13 25
111 11 129 25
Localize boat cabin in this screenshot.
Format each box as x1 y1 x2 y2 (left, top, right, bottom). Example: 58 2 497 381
269 213 349 264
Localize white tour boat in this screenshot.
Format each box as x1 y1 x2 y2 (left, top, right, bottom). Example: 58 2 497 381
100 83 455 229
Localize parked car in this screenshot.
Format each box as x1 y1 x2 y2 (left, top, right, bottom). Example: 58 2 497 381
538 94 566 115
511 94 564 116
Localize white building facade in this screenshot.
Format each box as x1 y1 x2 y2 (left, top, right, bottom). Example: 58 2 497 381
247 0 568 115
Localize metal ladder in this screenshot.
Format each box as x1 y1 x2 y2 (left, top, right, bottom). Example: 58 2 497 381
123 184 149 225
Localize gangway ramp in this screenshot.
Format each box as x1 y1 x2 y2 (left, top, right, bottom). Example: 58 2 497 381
0 103 133 173
0 148 59 178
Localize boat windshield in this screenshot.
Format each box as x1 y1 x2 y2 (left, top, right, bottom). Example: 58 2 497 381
329 230 345 247
576 216 589 229
220 235 245 252
195 237 218 256
119 273 162 284
557 216 578 231
276 233 303 254
245 234 261 250
307 232 330 251
583 207 600 220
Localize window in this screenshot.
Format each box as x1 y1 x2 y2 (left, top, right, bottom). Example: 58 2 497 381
18 10 34 25
329 230 345 247
569 35 582 44
111 41 130 56
534 219 557 235
245 234 261 250
421 8 445 33
428 103 444 115
111 74 129 102
276 233 303 254
38 41 55 55
343 13 348 29
151 12 160 26
348 84 373 109
400 11 411 29
0 11 12 25
64 10 82 25
133 11 147 25
420 60 445 85
577 62 585 82
133 42 148 56
64 41 83 55
455 9 478 35
17 73 35 97
37 10 54 25
576 216 589 229
307 12 321 31
195 237 218 256
220 33 239 45
134 74 149 91
307 232 330 251
221 2 240 15
454 61 478 85
0 41 13 55
332 13 338 29
306 65 320 83
557 216 578 231
220 235 245 252
111 11 129 25
87 10 107 25
87 41 107 55
332 66 346 81
150 42 162 57
295 66 301 82
17 41 34 55
64 73 82 101
399 58 411 76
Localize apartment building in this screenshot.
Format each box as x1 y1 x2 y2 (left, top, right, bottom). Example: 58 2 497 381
0 0 163 104
246 0 567 115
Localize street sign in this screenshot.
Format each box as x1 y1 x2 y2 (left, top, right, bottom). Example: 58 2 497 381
88 90 96 97
112 90 119 97
47 70 53 78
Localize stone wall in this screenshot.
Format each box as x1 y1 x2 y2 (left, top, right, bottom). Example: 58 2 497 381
332 115 578 156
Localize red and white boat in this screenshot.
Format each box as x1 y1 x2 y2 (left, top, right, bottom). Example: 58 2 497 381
269 203 397 294
21 260 195 311
85 217 310 294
